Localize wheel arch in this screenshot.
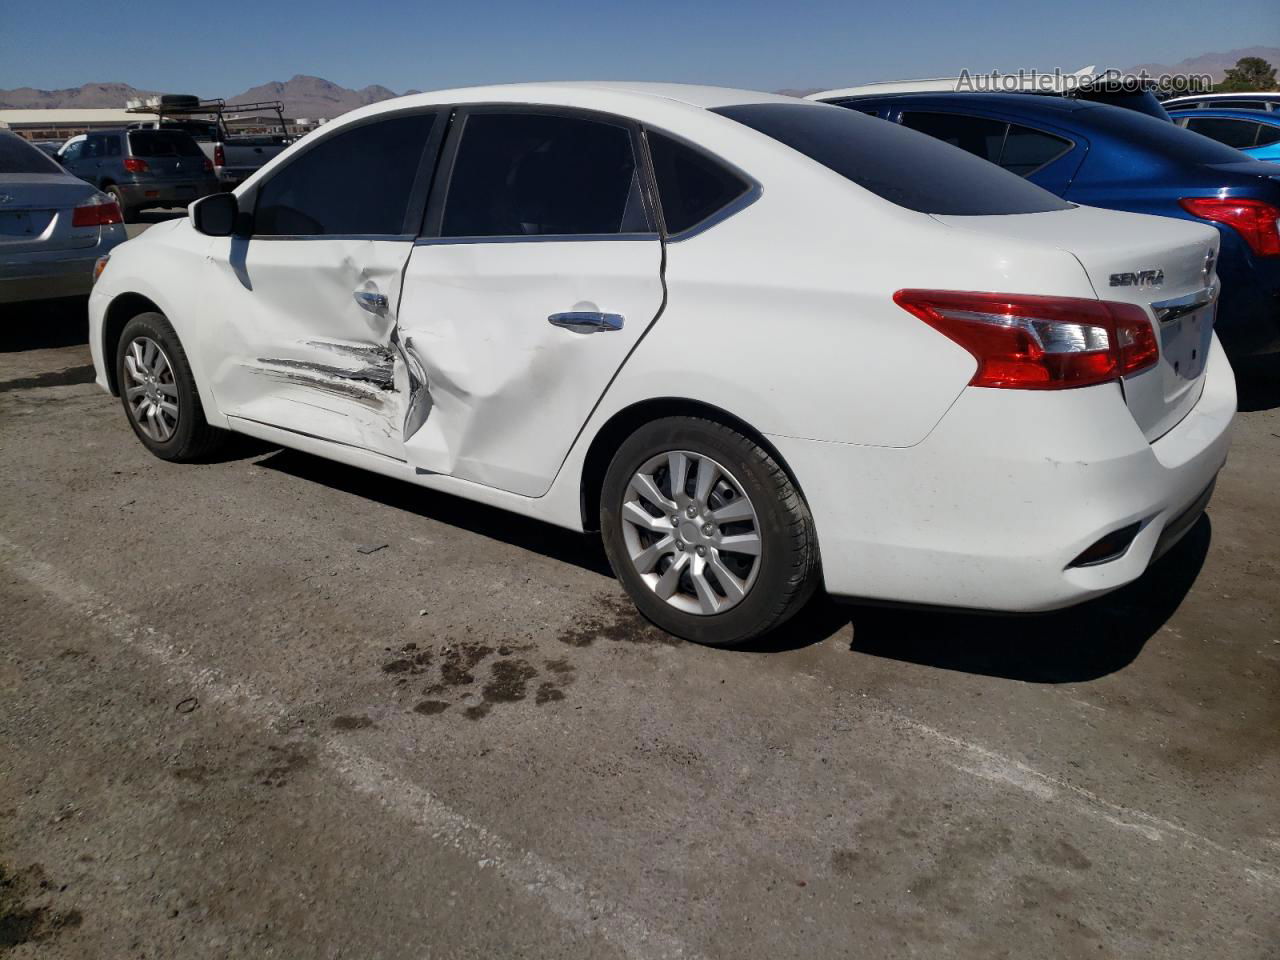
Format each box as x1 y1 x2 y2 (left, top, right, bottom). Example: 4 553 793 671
578 397 811 534
101 292 162 395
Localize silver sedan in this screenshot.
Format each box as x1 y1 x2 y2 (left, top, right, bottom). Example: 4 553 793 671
0 131 128 304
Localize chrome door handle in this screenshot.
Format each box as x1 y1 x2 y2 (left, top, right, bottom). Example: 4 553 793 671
354 289 388 313
547 312 624 334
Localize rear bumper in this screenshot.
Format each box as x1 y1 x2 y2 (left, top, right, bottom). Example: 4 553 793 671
115 178 219 210
772 335 1236 612
0 226 126 304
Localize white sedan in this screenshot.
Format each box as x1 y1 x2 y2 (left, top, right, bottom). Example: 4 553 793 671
87 83 1234 646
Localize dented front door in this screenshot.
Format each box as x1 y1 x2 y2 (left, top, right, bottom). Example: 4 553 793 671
206 236 416 459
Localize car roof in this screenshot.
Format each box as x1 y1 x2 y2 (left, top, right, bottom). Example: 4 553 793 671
1163 92 1280 103
816 91 1089 114
1167 108 1280 123
325 81 803 129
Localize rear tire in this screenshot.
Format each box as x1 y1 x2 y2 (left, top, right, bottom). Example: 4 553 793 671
115 312 224 462
106 185 135 223
600 416 820 647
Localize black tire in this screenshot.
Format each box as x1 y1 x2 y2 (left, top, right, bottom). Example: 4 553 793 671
115 312 224 462
600 417 820 647
106 185 136 223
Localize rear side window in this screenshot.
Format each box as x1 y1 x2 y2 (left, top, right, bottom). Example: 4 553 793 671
128 130 201 157
255 112 436 237
0 133 60 174
901 113 1071 176
647 131 750 235
1000 124 1073 175
901 112 1006 164
1257 124 1280 146
1185 117 1260 149
442 113 648 238
712 102 1071 216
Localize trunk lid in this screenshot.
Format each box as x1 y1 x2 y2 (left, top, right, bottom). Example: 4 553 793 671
0 174 102 254
932 205 1220 442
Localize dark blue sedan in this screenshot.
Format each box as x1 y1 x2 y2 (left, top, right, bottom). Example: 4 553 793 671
816 92 1280 357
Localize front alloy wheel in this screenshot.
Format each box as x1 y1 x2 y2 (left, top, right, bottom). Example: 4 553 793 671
123 336 180 442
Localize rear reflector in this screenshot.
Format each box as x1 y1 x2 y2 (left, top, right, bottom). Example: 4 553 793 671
894 290 1159 389
71 198 123 227
1180 196 1280 257
1069 522 1142 567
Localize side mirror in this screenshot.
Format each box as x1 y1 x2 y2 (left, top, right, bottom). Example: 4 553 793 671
190 192 239 237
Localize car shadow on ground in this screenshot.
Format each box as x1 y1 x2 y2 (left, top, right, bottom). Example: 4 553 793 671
751 516 1212 683
1234 354 1280 413
253 448 616 577
0 297 89 352
255 445 1210 684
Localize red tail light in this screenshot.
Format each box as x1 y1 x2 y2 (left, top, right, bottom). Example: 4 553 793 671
213 144 225 167
123 156 149 173
1180 197 1280 257
894 290 1159 390
202 157 214 173
71 199 123 227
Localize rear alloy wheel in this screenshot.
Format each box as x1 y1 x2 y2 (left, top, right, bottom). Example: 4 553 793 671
115 312 224 461
601 417 819 646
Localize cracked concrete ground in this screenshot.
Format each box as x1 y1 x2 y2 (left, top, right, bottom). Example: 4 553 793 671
1 289 1277 959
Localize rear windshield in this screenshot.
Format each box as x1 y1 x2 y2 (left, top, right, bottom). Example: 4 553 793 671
1078 103 1250 164
0 132 61 174
127 130 204 157
711 102 1071 215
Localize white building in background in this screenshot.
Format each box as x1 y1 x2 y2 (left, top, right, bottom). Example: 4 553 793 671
0 109 140 140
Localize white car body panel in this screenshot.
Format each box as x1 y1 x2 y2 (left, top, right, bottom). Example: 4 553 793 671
88 81 1235 613
399 238 664 496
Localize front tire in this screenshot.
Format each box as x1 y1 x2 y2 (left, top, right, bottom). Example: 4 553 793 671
600 417 819 647
115 312 224 461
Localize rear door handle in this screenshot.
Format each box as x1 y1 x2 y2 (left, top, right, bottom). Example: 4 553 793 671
547 312 624 334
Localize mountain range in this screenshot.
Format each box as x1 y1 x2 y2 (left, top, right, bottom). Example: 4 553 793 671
0 75 421 118
3 47 1277 118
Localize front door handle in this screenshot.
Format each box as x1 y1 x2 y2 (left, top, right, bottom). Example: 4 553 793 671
354 289 388 313
547 312 624 334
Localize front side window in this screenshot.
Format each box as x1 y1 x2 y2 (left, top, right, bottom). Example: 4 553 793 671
713 102 1070 216
255 112 436 237
1185 117 1260 149
441 113 649 238
59 140 83 162
646 131 750 235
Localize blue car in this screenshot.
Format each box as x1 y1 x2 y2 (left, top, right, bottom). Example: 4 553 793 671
817 92 1280 357
1168 109 1280 164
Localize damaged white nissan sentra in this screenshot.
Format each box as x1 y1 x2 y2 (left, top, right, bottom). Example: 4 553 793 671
88 83 1235 646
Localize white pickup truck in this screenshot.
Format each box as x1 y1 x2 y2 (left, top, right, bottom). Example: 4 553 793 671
126 94 292 190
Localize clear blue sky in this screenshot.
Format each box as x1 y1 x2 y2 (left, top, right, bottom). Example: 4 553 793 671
3 0 1277 95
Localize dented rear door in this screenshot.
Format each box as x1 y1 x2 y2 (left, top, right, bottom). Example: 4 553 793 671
396 108 665 497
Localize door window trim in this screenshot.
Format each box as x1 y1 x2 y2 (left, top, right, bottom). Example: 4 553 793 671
246 107 447 242
418 104 661 245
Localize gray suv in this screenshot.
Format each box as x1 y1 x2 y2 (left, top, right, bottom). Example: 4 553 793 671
58 128 218 222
